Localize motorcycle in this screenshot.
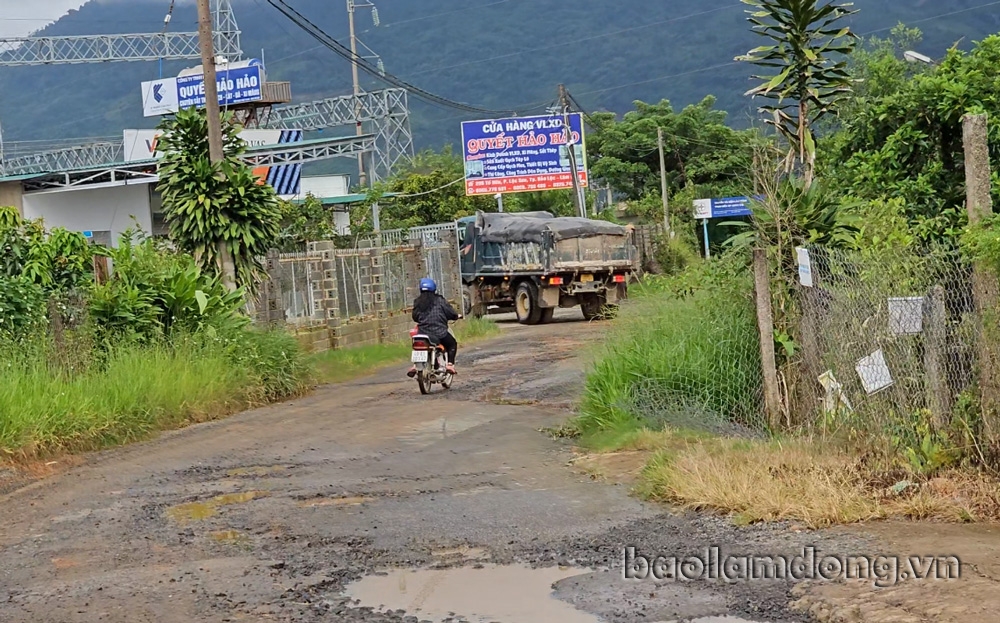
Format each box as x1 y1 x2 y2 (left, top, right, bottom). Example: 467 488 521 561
409 318 460 395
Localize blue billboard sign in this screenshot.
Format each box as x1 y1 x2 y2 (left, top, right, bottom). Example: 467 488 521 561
461 113 588 196
177 64 264 109
142 63 264 117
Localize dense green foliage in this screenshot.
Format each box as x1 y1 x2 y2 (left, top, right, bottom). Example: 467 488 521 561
579 256 762 436
0 211 309 458
826 32 1000 240
586 97 762 201
156 108 281 290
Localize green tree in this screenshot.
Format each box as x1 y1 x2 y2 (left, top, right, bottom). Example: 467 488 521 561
586 97 761 202
277 194 339 252
376 146 494 229
738 0 858 187
826 33 1000 240
156 108 281 291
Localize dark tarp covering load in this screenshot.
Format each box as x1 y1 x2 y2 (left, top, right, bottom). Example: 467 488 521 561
475 211 629 244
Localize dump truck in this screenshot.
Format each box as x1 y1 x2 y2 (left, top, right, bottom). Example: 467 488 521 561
457 211 638 324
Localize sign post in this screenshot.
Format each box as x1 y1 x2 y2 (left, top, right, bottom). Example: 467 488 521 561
461 113 588 197
691 196 758 258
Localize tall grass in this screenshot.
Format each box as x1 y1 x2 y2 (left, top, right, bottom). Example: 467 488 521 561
578 259 764 437
0 329 308 459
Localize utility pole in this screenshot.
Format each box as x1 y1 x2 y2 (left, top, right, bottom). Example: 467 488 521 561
196 0 236 291
559 84 586 219
348 0 367 188
657 127 671 235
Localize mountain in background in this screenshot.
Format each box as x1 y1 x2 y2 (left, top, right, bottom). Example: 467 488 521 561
1 0 998 162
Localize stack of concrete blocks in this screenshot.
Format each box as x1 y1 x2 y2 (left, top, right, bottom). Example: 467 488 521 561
305 241 341 353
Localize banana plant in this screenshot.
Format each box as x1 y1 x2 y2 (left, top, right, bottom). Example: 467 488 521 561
737 0 859 188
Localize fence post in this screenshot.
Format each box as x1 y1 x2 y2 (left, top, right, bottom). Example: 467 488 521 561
753 248 782 431
310 241 342 351
963 113 1000 452
924 285 950 431
258 249 285 326
797 285 824 424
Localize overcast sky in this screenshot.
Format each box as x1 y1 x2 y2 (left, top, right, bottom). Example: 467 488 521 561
0 1 87 38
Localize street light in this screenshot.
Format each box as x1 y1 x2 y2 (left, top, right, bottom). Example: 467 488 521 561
904 50 935 65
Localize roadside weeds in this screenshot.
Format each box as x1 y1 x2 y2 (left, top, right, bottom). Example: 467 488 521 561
570 426 1000 527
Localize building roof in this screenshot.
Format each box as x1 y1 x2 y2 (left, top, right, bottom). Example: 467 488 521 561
291 192 400 206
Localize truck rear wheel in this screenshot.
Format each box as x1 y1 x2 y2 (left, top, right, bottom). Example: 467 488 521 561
515 281 543 325
463 285 485 319
581 294 608 321
539 308 555 324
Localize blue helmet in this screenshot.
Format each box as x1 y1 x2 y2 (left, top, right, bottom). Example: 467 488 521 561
419 278 437 293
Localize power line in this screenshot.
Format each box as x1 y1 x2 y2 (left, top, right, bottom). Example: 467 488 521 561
857 0 1000 37
265 0 520 116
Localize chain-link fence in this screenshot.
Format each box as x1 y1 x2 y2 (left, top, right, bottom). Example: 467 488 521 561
795 245 980 454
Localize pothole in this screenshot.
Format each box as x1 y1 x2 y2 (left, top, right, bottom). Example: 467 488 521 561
165 490 269 523
297 495 373 508
226 465 288 477
344 564 598 622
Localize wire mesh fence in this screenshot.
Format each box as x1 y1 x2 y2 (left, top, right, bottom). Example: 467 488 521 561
334 252 369 321
795 245 980 452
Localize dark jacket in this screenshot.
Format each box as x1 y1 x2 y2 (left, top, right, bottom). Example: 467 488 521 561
412 293 459 341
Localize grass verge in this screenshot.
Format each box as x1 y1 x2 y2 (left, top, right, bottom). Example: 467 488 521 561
309 316 500 385
0 318 501 462
0 328 309 460
578 427 1000 527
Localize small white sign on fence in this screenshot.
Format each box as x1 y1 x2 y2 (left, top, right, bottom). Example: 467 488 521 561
887 296 924 335
796 247 813 287
856 349 894 395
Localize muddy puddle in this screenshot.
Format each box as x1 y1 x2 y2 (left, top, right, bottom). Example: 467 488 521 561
344 565 767 623
165 490 268 523
345 564 773 623
345 564 599 622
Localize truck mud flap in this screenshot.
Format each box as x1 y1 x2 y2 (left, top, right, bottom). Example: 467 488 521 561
540 286 560 308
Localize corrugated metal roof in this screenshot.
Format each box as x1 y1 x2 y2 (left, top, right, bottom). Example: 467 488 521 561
0 172 46 183
292 192 399 205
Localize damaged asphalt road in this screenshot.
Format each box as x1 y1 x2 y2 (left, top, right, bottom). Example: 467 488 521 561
0 313 874 623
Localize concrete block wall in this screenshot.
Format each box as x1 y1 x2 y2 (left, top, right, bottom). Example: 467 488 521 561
381 312 415 344
293 325 331 353
333 317 382 349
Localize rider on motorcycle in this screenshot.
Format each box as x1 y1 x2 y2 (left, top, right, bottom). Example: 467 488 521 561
407 278 459 377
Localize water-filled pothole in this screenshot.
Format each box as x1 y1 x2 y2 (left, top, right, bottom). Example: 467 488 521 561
344 564 599 622
345 564 774 623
